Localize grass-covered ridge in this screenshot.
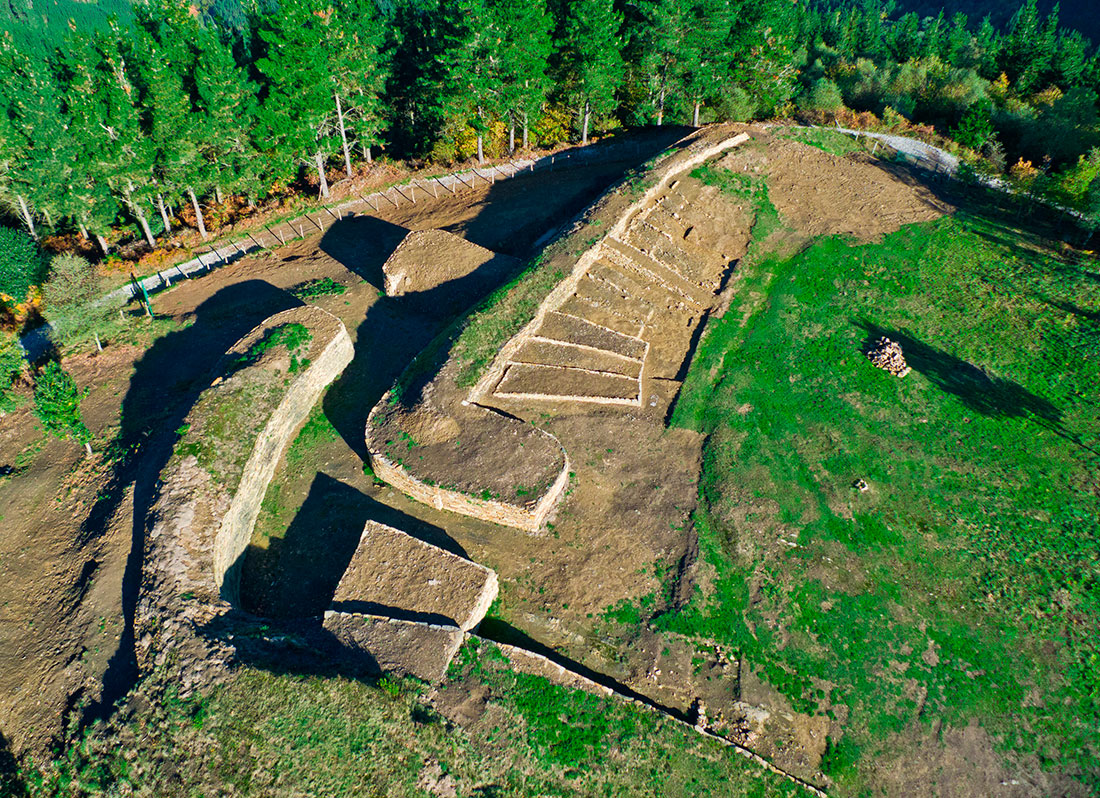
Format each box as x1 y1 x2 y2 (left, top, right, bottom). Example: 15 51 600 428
24 648 803 797
664 214 1100 789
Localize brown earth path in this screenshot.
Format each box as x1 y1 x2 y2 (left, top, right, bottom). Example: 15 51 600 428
0 127 688 763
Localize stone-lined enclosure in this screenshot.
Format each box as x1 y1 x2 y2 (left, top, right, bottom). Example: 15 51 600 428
365 127 752 535
136 306 353 685
323 520 499 681
471 131 751 412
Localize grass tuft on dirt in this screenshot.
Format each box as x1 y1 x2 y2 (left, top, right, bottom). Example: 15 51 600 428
663 213 1100 790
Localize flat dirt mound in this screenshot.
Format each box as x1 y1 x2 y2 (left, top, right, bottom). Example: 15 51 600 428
382 228 520 303
753 137 951 241
331 520 498 631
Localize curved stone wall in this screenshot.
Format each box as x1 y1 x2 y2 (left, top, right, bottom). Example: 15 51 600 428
136 305 353 686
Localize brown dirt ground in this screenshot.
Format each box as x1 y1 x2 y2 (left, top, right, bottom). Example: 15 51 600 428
2 122 1043 797
725 133 953 242
0 129 684 760
382 229 520 302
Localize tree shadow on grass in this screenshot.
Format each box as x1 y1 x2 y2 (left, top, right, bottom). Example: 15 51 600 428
856 320 1064 432
0 730 26 798
239 473 467 620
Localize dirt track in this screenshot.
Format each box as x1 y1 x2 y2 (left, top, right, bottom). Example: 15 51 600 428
0 125 956 778
0 131 687 759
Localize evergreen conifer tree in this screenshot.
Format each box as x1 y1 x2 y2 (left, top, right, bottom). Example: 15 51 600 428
555 0 625 145
254 0 343 197
493 0 552 152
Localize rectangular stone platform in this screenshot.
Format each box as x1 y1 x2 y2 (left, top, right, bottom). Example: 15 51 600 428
323 611 464 683
331 520 498 632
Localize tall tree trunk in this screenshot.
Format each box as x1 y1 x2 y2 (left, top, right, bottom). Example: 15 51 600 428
692 101 700 127
95 233 110 255
335 93 353 178
188 188 208 240
157 194 172 234
509 119 515 155
214 185 224 204
657 87 665 126
314 152 330 198
16 195 36 239
362 143 372 164
78 220 89 241
476 106 485 165
523 112 529 150
127 181 157 249
42 207 53 228
582 101 590 146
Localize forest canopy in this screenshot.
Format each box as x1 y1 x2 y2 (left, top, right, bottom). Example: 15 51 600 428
0 0 1098 254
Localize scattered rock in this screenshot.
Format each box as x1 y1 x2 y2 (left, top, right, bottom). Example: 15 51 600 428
417 758 458 798
852 478 869 492
865 336 911 377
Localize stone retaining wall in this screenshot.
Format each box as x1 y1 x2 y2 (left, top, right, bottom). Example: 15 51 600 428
366 394 571 534
477 636 827 797
215 308 355 603
468 131 752 406
136 306 353 688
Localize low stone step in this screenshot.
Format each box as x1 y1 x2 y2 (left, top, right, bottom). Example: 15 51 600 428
603 237 714 307
556 292 644 337
535 311 648 360
495 363 641 405
616 227 717 302
589 260 692 319
513 338 643 378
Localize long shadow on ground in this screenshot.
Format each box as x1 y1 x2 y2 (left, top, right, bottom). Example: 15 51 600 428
74 129 696 745
240 473 467 620
0 730 26 798
856 320 1064 430
82 281 301 728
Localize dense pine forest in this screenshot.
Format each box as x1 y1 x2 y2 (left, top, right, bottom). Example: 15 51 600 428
1 0 1099 276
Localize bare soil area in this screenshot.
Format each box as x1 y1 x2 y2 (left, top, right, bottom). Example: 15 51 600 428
741 136 953 241
1 122 998 795
0 128 686 761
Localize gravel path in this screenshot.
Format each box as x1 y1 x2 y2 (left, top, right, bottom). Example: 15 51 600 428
829 126 960 174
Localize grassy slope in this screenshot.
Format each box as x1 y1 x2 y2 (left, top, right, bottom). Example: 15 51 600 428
663 193 1100 791
24 642 802 797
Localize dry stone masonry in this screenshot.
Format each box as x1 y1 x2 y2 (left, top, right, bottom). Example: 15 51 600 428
470 131 752 414
866 336 911 377
135 306 353 689
323 520 499 682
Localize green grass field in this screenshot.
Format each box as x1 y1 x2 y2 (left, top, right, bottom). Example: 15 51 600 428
662 212 1100 790
22 642 802 797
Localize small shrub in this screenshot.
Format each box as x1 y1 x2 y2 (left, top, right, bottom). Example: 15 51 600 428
0 330 24 412
33 360 91 453
0 226 47 304
289 277 346 300
43 253 115 347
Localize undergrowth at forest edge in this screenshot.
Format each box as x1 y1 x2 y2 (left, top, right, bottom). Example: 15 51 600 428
661 215 1100 789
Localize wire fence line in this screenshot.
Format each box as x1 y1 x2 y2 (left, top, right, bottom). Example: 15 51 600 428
107 136 653 307
16 137 655 359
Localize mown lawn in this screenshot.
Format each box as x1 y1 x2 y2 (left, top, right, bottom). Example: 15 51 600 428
664 213 1100 791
